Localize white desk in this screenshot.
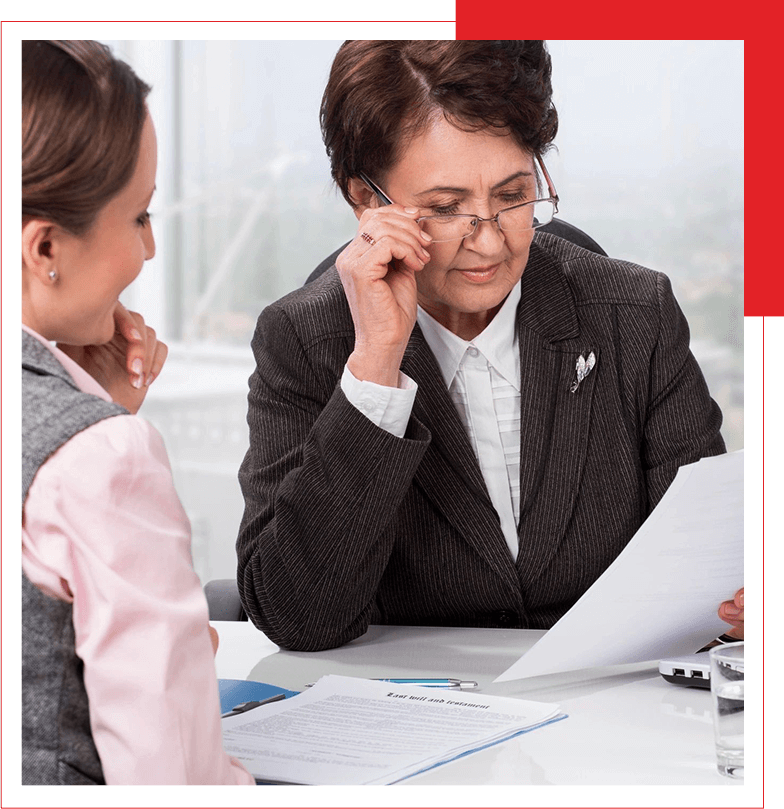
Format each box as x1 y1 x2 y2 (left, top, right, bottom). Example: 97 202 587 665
211 621 739 786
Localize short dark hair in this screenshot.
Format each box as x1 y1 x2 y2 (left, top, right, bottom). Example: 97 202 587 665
320 40 558 206
22 40 152 235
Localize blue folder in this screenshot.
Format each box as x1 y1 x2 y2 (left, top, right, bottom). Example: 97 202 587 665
218 678 299 715
219 679 300 785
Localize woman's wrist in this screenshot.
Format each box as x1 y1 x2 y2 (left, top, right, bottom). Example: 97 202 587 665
347 347 405 388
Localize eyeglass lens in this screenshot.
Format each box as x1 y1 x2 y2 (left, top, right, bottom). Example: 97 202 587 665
419 199 556 243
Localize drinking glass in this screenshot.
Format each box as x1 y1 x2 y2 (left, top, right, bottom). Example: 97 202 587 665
709 641 744 778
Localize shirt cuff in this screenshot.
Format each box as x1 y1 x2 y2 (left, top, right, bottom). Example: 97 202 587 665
340 364 417 439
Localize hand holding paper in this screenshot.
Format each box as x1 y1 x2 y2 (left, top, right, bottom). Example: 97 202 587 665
718 587 744 638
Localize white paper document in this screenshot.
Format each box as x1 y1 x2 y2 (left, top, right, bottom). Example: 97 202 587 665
495 450 743 682
222 674 563 784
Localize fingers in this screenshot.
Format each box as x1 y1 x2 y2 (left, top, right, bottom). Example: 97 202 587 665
719 600 743 625
114 304 147 389
347 206 432 274
113 300 145 344
147 339 168 387
113 303 167 388
718 587 744 630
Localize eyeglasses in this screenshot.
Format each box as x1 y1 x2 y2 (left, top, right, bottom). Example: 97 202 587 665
359 155 559 244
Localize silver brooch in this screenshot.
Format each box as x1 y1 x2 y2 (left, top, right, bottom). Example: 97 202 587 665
570 352 596 393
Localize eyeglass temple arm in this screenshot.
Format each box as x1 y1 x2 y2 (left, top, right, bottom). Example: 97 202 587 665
359 172 394 206
536 154 560 211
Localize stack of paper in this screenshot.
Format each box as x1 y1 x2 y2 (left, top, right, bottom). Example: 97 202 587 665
222 674 564 784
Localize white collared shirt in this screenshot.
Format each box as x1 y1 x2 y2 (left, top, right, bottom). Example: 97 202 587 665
341 282 522 559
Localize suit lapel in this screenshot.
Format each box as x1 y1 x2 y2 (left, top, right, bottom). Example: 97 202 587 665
514 242 599 585
398 237 600 592
402 327 519 591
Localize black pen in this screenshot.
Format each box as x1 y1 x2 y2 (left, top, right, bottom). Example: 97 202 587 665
221 693 286 718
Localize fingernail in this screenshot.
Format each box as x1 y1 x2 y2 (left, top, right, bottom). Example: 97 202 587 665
739 593 744 607
422 249 430 259
130 329 143 341
131 358 144 390
145 373 154 387
421 231 433 241
404 207 418 214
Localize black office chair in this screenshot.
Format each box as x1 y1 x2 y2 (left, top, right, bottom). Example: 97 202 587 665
303 218 606 286
204 218 605 621
204 578 247 621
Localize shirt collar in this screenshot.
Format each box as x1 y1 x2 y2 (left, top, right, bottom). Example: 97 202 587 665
22 324 113 402
416 281 522 391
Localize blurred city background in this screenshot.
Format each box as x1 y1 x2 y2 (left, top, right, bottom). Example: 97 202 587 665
104 40 744 586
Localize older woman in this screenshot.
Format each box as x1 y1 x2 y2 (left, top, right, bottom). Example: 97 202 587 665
237 40 740 652
22 40 253 784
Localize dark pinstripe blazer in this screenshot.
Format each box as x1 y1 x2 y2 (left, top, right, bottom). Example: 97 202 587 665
237 232 725 651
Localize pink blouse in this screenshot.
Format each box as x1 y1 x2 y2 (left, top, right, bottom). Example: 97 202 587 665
22 326 254 785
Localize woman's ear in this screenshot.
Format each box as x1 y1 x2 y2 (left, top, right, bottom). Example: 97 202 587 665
347 177 379 219
22 219 59 283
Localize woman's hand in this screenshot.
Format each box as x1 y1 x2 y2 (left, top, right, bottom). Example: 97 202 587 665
337 205 432 386
208 626 220 656
57 303 168 414
718 587 744 639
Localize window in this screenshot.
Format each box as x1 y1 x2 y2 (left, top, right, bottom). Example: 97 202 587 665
107 40 743 585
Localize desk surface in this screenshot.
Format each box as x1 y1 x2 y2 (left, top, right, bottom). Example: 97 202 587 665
212 621 738 786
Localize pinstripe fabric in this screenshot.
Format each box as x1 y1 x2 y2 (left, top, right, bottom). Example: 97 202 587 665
237 232 725 651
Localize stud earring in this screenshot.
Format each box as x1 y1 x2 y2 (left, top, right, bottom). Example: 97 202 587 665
48 270 57 281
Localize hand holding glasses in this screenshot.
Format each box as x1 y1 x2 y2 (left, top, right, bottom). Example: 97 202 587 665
360 154 559 243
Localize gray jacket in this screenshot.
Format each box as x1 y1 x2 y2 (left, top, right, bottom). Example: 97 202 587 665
22 331 126 784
